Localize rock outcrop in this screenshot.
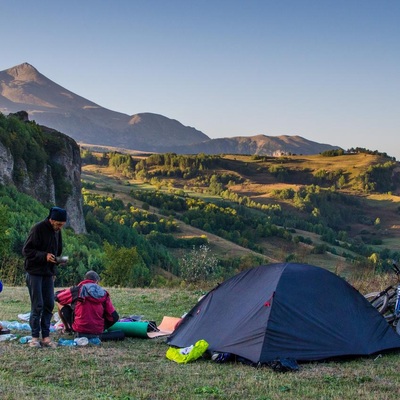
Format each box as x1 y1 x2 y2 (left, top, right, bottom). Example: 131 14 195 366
0 112 86 234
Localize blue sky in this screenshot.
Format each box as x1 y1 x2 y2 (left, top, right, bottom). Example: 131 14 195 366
1 0 399 158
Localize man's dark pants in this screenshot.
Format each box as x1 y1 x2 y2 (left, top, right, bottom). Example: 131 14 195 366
26 273 54 338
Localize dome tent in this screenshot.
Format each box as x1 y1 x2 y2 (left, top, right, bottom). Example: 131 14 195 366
167 263 400 364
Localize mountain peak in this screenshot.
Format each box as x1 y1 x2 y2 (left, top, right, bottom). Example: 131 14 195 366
0 63 210 150
7 62 41 81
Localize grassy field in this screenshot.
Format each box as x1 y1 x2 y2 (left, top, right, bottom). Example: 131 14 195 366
1 285 400 400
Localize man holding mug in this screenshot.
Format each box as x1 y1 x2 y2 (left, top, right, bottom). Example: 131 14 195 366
23 206 67 348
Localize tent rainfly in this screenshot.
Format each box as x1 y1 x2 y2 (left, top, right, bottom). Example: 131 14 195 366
167 263 400 364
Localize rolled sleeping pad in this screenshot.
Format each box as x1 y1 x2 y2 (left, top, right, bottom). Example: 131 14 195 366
100 330 125 341
107 321 149 338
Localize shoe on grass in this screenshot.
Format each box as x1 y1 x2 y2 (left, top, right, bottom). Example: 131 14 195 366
29 338 41 348
41 337 57 348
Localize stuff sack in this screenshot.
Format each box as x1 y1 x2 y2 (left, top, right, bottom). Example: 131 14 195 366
166 339 209 364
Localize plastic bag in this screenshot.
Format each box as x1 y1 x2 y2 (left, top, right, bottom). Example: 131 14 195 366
166 339 209 364
0 334 18 342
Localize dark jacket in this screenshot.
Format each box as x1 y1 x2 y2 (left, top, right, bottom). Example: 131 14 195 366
22 218 63 276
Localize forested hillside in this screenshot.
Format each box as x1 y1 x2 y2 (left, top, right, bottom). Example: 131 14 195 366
80 147 400 276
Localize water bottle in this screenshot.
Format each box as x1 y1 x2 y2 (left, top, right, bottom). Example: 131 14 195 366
58 338 76 346
19 335 33 344
74 337 89 346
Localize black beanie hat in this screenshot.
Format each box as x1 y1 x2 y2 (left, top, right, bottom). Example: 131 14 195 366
48 207 67 222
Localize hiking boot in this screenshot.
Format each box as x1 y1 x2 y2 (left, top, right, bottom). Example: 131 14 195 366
29 338 41 348
41 337 57 348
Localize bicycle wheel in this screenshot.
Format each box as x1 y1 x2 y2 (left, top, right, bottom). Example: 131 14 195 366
364 291 389 313
384 292 397 324
383 308 396 324
384 286 397 299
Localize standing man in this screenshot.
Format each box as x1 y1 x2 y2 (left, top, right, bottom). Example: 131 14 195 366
23 206 67 348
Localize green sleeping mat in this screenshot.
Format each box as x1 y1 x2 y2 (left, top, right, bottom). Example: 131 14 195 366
107 321 150 338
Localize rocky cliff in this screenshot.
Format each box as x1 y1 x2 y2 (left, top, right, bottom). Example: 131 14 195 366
0 111 86 234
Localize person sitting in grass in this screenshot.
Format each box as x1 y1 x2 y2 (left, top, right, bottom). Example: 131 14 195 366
55 270 119 338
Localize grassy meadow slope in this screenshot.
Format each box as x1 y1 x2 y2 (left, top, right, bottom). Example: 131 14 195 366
1 285 400 400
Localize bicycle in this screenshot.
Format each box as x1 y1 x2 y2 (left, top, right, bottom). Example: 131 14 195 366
364 262 400 334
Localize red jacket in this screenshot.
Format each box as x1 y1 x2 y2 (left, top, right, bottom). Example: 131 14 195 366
56 279 118 334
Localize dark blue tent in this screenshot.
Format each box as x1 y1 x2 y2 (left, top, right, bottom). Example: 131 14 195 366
167 263 400 363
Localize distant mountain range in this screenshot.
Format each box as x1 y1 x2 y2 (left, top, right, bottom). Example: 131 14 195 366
0 63 340 155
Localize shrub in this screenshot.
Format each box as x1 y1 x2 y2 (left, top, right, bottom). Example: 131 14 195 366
179 245 219 283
